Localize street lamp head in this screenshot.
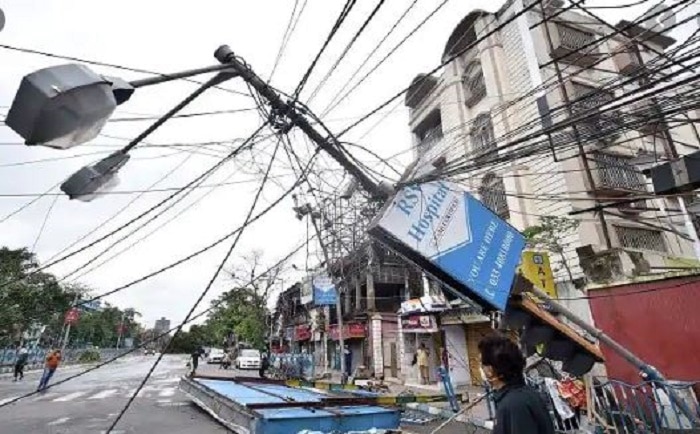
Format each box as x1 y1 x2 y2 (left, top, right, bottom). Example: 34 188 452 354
60 152 130 202
6 64 134 149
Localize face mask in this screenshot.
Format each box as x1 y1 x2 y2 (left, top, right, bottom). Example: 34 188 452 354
479 366 491 385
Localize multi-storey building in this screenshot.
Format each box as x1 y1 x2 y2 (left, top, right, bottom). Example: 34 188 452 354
404 1 699 301
400 1 700 384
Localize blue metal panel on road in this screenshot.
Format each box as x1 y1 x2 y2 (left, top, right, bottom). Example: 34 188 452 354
257 405 400 434
194 379 400 433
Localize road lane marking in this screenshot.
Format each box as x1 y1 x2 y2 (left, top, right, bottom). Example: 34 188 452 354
48 417 70 425
88 389 118 400
52 391 85 402
158 387 176 397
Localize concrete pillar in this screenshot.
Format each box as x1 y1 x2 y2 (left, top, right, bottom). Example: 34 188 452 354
397 316 405 381
371 314 383 378
344 282 351 316
355 274 362 311
366 270 376 311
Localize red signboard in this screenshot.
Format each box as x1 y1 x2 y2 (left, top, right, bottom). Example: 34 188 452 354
328 323 367 341
401 315 438 333
294 324 311 341
64 308 80 325
347 323 366 338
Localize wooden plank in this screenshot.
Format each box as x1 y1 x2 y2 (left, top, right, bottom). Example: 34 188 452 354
516 297 605 361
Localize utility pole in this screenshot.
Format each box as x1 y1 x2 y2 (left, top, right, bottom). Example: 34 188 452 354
309 212 347 379
116 312 126 349
213 43 697 424
61 294 79 352
213 45 391 201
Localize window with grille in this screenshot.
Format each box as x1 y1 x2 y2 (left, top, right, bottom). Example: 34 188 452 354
557 24 595 51
479 173 510 219
463 61 487 107
615 226 667 252
594 153 646 191
571 83 615 115
415 110 443 155
470 113 496 161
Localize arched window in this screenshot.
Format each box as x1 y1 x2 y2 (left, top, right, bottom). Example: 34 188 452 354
479 173 510 219
463 60 486 107
470 113 496 162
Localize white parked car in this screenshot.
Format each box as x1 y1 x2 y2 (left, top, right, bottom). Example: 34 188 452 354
206 348 225 364
235 349 261 370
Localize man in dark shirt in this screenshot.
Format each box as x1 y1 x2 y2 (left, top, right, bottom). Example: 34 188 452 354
478 333 554 434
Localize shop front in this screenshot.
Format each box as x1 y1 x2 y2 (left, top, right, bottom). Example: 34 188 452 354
293 324 312 354
440 309 491 386
400 313 441 385
329 322 367 375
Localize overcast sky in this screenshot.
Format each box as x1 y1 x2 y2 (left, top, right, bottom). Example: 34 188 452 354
0 0 693 330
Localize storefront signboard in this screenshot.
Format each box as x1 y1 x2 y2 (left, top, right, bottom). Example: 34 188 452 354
401 315 439 333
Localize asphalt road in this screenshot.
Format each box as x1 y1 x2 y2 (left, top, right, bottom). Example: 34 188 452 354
0 355 485 433
0 354 240 433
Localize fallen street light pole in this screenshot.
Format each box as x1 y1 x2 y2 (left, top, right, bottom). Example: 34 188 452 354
209 43 700 426
528 286 700 426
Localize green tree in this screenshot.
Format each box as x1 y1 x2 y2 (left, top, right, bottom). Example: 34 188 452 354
0 247 73 345
215 251 284 349
70 304 143 348
523 216 581 282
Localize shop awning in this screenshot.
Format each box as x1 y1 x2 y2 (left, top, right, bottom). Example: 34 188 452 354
504 294 605 377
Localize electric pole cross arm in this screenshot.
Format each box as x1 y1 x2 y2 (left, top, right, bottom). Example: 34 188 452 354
213 45 392 201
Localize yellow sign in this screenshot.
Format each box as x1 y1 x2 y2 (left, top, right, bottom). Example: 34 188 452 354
519 251 557 299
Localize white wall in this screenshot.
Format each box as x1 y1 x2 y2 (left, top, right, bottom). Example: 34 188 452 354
443 325 471 387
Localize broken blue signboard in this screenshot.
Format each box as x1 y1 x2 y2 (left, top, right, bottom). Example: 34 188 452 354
369 180 526 311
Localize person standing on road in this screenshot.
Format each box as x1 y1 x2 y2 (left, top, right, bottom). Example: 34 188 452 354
416 343 430 384
478 333 554 434
258 352 269 379
37 349 62 392
13 343 29 381
190 347 203 376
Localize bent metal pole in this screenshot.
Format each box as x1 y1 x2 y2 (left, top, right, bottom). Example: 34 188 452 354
529 286 699 426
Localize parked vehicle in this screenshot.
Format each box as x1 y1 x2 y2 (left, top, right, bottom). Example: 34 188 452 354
235 349 261 370
206 348 225 364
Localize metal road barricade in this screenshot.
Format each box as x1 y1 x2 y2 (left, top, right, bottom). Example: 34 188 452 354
1 346 131 374
589 378 699 434
525 374 700 434
269 353 315 380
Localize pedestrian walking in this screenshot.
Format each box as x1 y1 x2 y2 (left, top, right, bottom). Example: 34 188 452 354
37 349 62 392
190 346 203 376
416 343 429 384
13 344 29 381
478 333 554 434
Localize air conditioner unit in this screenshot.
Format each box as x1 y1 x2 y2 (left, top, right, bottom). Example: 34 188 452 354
547 23 599 67
612 44 644 76
616 199 648 214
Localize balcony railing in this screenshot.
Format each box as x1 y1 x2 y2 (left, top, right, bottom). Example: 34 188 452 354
570 83 621 142
593 152 646 194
